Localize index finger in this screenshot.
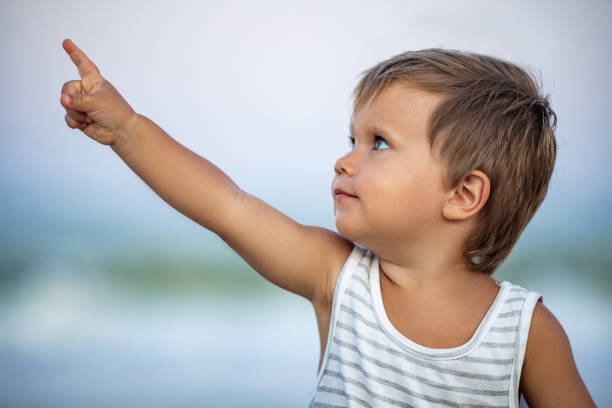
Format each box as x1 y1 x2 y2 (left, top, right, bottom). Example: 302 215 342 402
62 38 102 80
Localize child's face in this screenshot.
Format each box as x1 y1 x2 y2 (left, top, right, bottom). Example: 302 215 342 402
332 83 449 249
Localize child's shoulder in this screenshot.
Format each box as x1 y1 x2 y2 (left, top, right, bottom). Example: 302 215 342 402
519 298 596 406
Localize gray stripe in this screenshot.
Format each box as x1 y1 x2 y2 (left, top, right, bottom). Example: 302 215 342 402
351 273 370 291
358 257 370 268
317 385 345 398
345 393 373 408
480 341 515 349
340 304 380 330
324 370 415 408
490 326 518 333
505 297 525 304
317 385 346 397
325 368 505 408
328 353 508 397
510 287 526 293
498 310 521 318
320 371 374 406
462 355 513 365
346 288 371 309
311 403 346 408
334 323 511 381
315 385 371 408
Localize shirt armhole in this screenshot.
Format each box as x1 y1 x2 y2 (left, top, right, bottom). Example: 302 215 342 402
308 244 364 401
510 292 543 408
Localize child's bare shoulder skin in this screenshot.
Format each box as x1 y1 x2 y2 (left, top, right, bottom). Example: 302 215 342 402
520 302 596 407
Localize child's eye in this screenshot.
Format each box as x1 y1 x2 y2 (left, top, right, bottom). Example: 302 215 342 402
373 135 389 151
348 135 355 149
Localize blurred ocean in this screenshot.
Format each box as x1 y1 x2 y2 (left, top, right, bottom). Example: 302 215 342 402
0 244 319 407
0 213 610 407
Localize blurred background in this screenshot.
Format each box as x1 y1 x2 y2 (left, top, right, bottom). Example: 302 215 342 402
1 0 610 406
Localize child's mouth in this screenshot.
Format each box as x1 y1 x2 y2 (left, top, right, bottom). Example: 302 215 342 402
334 187 358 199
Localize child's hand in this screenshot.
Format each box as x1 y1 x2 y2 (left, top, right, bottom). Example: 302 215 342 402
60 39 136 147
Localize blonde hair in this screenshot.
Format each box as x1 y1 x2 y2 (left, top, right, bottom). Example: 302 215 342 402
353 49 557 274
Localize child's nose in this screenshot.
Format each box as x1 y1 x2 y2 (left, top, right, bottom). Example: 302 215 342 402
334 151 357 177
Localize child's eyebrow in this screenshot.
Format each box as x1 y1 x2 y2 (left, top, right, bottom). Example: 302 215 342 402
349 123 394 140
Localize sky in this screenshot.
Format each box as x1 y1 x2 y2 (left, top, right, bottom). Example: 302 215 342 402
0 0 611 250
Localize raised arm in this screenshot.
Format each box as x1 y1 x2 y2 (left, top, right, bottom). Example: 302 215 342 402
59 39 353 305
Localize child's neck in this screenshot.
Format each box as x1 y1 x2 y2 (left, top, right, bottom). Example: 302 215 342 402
377 255 501 349
371 221 485 292
378 256 482 293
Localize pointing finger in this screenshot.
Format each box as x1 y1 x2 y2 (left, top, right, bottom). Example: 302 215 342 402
62 38 102 81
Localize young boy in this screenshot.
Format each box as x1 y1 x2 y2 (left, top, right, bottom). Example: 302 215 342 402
59 39 595 407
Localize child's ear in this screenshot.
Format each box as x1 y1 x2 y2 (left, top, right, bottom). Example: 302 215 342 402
442 170 490 221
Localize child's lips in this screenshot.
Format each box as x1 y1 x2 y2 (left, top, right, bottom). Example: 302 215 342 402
334 187 358 199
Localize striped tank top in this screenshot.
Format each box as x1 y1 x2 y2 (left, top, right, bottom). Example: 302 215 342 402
309 245 542 408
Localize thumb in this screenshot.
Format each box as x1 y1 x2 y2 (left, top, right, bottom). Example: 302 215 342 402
61 93 97 112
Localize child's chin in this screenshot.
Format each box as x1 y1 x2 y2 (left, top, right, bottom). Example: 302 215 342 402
335 219 360 240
